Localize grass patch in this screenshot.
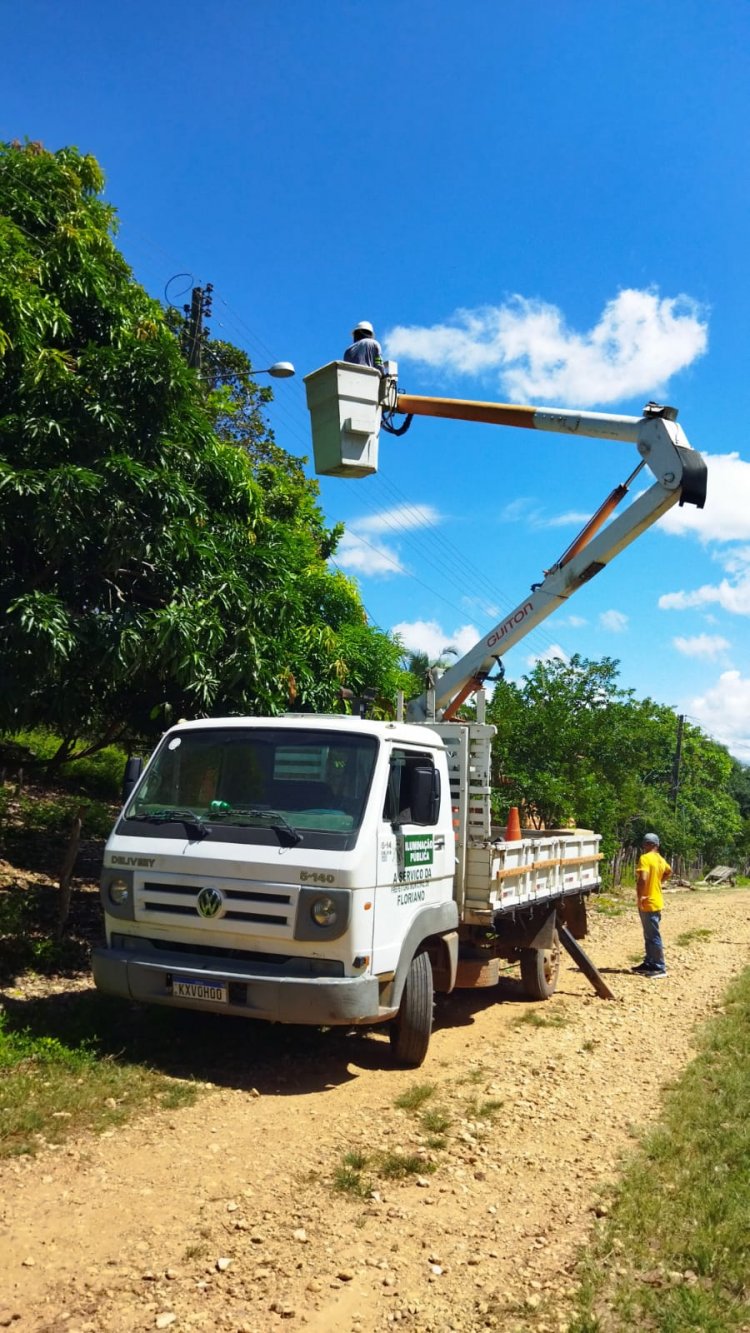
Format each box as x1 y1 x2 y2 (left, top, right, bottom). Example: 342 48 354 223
343 1148 367 1171
0 1009 197 1157
331 1144 436 1195
569 966 750 1331
421 1105 451 1135
459 1065 487 1086
379 1151 433 1180
675 927 713 947
332 1161 369 1197
513 1007 569 1029
394 1082 435 1112
593 895 626 917
466 1097 503 1121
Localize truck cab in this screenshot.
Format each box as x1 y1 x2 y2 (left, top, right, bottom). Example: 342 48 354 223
93 715 458 1058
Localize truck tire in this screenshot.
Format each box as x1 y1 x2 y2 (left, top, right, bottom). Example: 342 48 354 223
389 951 433 1067
519 929 561 1000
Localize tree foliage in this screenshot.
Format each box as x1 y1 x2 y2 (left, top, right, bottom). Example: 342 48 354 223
0 142 402 756
487 654 743 867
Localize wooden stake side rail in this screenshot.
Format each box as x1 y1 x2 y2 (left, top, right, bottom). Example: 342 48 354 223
491 852 604 882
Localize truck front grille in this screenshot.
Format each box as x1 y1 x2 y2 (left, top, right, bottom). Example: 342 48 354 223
134 876 296 937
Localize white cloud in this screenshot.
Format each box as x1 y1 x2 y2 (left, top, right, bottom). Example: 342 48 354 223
660 453 750 544
385 288 707 406
499 497 534 523
659 572 750 617
525 643 569 667
499 498 594 532
335 503 441 579
688 670 750 762
549 613 588 629
391 619 479 660
659 544 750 618
722 546 750 575
336 530 406 577
461 594 501 620
351 503 440 535
600 609 629 632
673 634 730 660
543 510 592 529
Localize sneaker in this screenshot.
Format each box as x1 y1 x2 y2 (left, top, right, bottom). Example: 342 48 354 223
631 962 651 974
646 967 668 978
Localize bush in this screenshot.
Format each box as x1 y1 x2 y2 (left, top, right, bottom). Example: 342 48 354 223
17 793 114 840
3 729 128 800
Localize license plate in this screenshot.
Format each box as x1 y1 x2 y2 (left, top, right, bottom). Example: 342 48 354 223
172 976 228 1004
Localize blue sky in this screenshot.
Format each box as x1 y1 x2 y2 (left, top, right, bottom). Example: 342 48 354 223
5 1 750 756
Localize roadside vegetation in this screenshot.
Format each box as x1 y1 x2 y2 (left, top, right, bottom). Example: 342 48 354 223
569 966 750 1331
487 655 750 876
0 728 123 975
0 727 205 1156
0 1009 197 1157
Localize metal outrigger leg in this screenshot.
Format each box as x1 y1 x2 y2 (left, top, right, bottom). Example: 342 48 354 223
556 920 616 1001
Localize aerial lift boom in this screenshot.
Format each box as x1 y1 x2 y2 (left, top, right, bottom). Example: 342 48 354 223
304 362 707 721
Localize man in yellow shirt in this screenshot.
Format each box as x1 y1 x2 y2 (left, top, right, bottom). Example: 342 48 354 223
632 832 671 977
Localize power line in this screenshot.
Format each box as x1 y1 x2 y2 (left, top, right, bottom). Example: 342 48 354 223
329 466 568 662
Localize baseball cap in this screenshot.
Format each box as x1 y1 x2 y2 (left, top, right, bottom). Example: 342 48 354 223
643 832 660 846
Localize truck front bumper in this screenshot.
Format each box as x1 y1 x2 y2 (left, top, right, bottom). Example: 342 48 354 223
91 945 383 1026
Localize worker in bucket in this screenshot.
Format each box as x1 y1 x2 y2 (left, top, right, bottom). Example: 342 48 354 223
343 319 385 373
631 832 671 978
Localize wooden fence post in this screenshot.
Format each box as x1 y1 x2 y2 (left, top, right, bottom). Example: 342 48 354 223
57 806 84 938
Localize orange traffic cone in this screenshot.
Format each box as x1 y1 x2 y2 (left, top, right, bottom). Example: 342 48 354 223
505 806 521 841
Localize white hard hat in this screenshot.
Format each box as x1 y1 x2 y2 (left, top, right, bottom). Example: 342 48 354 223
353 319 374 337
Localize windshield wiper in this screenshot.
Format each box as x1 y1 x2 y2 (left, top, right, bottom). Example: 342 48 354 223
208 806 303 845
127 808 208 839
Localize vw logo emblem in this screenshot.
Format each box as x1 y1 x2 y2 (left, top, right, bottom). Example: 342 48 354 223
197 886 223 919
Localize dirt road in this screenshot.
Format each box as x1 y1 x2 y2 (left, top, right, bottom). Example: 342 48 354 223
2 888 749 1333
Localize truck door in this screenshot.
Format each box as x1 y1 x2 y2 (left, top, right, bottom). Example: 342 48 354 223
372 747 453 975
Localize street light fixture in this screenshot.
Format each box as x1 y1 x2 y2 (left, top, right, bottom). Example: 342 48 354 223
253 361 295 379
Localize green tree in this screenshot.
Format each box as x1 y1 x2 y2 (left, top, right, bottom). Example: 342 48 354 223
486 654 742 868
395 646 459 706
487 655 631 844
0 141 401 759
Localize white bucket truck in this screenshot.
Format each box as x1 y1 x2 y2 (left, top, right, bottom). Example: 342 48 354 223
93 364 707 1065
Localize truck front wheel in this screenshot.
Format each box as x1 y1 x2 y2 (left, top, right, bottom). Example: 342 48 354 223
389 951 433 1067
519 929 561 1000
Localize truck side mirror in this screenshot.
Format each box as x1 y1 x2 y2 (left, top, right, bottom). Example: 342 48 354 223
410 765 441 825
121 757 143 805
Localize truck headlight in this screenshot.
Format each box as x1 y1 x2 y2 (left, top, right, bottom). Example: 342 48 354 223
109 878 130 906
311 895 337 927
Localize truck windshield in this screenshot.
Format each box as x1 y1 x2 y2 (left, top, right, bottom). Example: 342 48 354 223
124 728 378 837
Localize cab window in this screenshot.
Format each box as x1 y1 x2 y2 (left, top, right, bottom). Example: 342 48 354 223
383 749 439 826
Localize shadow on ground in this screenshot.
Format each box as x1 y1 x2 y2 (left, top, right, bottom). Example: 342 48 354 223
0 882 100 981
0 968 551 1097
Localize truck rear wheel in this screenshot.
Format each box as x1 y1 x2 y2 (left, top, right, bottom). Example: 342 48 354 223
389 951 433 1067
519 929 561 1000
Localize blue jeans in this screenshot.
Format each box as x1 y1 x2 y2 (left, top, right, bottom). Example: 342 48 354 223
639 909 666 971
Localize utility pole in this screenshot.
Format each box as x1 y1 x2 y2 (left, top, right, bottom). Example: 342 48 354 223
670 713 685 810
183 283 213 371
